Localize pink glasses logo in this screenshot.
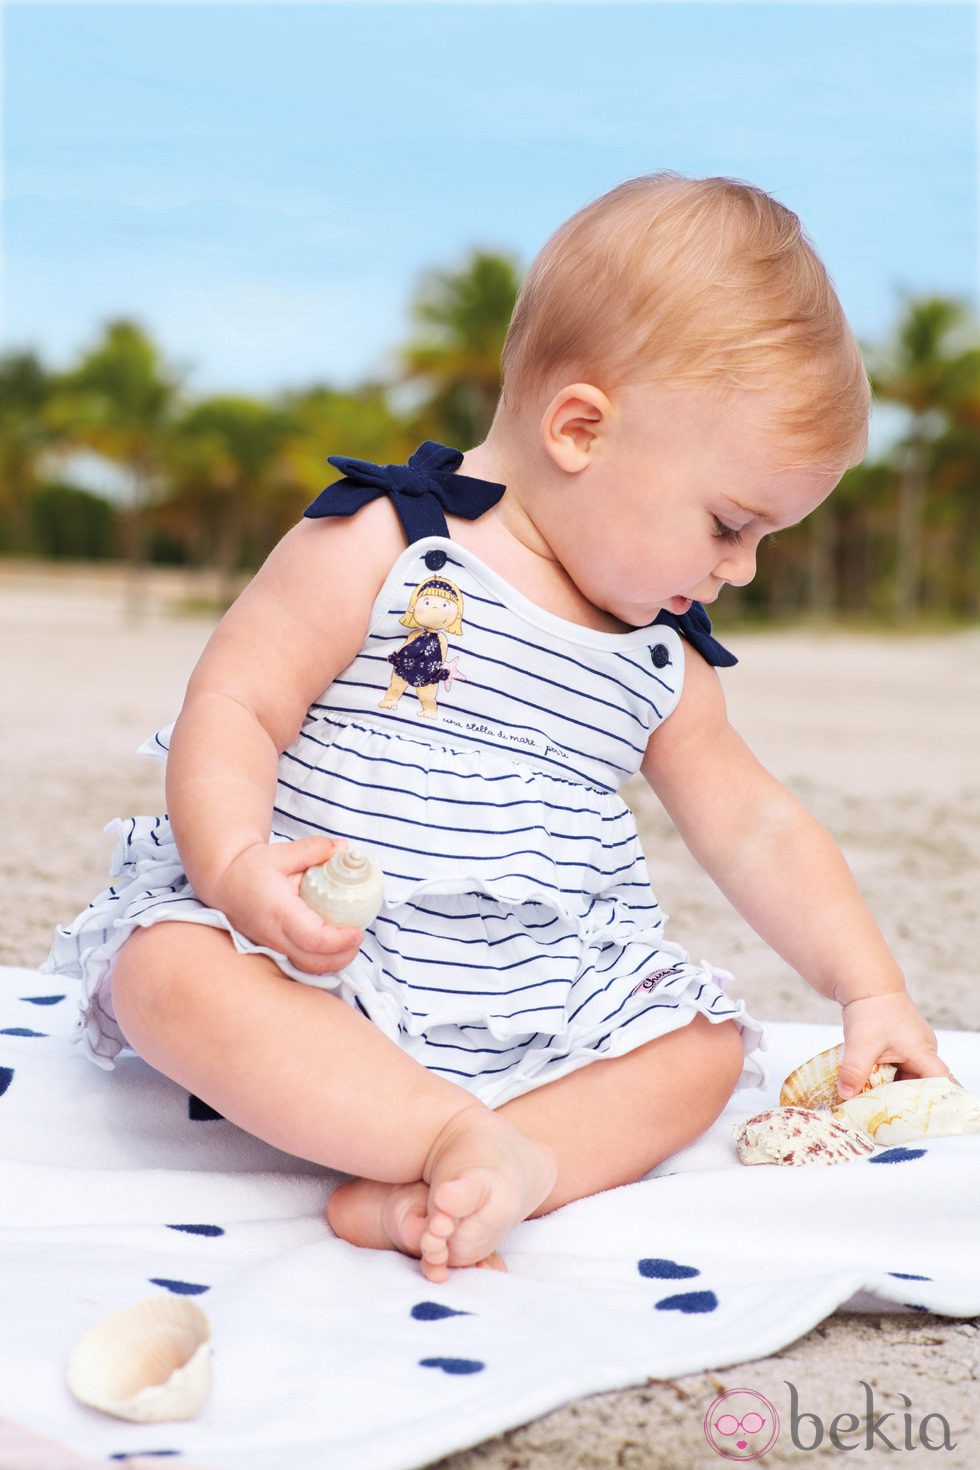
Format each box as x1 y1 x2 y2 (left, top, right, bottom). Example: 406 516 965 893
704 1388 780 1461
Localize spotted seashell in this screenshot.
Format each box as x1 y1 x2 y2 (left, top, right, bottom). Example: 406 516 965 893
834 1076 980 1143
779 1042 897 1111
733 1105 876 1167
67 1295 212 1423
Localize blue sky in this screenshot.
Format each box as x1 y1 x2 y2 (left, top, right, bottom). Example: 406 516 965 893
2 1 977 403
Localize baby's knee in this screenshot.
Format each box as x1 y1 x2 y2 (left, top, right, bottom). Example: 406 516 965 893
110 923 201 1045
695 1015 747 1100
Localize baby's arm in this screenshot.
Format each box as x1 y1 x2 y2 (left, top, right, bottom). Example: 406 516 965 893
641 650 948 1098
165 499 404 972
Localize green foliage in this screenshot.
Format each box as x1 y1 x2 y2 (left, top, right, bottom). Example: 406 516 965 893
2 282 978 622
401 250 521 445
28 482 117 560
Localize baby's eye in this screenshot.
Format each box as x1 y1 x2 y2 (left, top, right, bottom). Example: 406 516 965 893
712 517 742 545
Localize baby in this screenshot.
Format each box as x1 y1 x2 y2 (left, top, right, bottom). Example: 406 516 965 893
47 173 948 1281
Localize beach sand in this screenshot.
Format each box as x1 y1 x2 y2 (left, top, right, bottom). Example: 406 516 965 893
2 562 977 1466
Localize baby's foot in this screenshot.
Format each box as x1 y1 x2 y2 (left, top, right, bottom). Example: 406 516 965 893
327 1178 429 1257
419 1104 557 1282
327 1178 509 1274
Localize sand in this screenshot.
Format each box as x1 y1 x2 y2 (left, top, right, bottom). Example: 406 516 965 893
1 561 977 1467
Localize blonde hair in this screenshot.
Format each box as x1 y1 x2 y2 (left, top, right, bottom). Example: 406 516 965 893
501 173 869 466
399 576 464 636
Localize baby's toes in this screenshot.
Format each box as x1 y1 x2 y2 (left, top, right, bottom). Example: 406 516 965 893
420 1231 452 1283
430 1171 490 1225
423 1205 457 1243
420 1223 451 1264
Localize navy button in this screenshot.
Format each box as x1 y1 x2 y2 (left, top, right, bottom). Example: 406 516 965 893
650 644 671 669
424 549 448 570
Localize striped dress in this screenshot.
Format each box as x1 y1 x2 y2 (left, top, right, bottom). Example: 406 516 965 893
46 535 765 1103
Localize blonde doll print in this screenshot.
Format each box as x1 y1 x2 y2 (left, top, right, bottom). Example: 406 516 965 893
380 575 466 717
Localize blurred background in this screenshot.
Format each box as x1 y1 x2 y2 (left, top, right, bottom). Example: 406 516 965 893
2 0 978 625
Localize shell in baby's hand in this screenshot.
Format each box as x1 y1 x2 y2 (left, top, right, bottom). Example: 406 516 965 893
733 1105 876 1166
779 1042 897 1111
300 847 385 929
67 1295 212 1422
834 1076 980 1143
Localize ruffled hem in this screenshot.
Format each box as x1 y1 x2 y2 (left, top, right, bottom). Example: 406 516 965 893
46 813 767 1102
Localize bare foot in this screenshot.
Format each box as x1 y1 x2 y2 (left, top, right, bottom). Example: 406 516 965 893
326 1178 510 1276
327 1178 429 1256
418 1104 556 1282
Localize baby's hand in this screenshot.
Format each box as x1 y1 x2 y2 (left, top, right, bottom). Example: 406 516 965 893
213 836 364 975
838 990 950 1100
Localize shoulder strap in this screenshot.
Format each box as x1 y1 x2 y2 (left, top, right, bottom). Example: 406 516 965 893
654 603 737 667
303 441 506 543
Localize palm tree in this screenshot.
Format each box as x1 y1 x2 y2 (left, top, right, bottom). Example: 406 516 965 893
54 320 181 612
163 396 297 602
0 352 55 552
868 297 976 618
280 383 416 510
401 250 521 446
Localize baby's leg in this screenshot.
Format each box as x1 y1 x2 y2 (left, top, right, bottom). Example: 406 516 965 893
334 1014 744 1274
110 923 555 1277
498 1014 745 1217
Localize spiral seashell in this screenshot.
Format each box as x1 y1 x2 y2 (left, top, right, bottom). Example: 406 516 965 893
299 847 385 928
834 1076 980 1143
779 1042 897 1111
733 1106 876 1166
67 1295 212 1423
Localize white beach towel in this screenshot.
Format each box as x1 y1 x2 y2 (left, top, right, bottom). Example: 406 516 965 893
0 963 977 1469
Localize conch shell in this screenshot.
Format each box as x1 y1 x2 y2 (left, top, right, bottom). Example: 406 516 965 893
779 1043 896 1110
67 1295 212 1422
300 847 385 928
734 1106 875 1166
835 1077 980 1143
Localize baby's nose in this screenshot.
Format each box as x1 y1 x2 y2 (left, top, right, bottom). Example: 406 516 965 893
715 542 757 587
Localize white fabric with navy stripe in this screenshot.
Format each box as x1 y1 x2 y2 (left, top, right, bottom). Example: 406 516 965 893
2 978 978 1470
47 533 764 1101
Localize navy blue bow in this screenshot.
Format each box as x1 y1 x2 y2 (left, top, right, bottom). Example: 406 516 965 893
303 441 735 666
654 601 737 667
303 441 506 543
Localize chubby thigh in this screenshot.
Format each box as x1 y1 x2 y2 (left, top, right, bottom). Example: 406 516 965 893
110 921 746 1204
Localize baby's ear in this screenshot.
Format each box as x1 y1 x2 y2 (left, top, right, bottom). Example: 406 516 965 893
540 383 612 472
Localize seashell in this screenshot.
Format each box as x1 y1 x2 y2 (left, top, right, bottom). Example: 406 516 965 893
834 1076 980 1143
67 1295 212 1423
779 1042 897 1111
300 847 385 929
733 1105 875 1166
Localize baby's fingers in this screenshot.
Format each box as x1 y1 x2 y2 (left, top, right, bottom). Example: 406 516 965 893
839 1040 950 1100
893 1047 952 1084
837 1043 884 1101
274 834 347 878
279 905 363 975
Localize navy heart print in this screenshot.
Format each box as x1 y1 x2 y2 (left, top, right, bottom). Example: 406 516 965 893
411 1301 471 1320
655 1290 719 1314
149 1278 210 1295
419 1357 485 1375
869 1147 927 1164
637 1258 700 1280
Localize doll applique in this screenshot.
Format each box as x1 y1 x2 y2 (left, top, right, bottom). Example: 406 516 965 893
380 575 466 718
